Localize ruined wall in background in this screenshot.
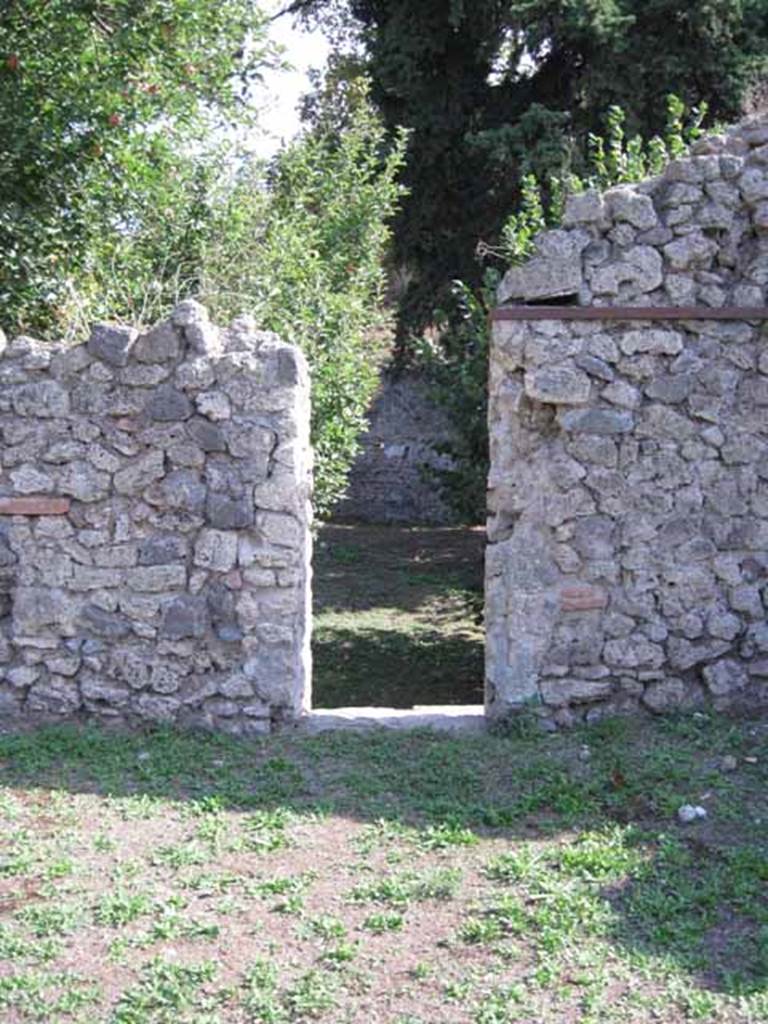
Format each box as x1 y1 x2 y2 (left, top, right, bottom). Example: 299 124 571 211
0 301 312 735
486 115 768 728
336 371 460 525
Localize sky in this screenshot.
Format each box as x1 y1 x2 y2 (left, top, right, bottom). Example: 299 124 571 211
255 3 331 156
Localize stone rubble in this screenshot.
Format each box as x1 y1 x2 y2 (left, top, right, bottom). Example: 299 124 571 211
0 301 312 735
487 114 768 727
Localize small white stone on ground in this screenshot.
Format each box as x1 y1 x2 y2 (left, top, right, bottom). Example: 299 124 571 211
677 804 708 824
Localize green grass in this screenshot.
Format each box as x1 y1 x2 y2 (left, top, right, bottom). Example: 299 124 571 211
0 713 765 1022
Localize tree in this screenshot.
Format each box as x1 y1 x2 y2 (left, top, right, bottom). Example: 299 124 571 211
290 0 768 349
0 4 406 517
0 0 275 335
199 80 407 517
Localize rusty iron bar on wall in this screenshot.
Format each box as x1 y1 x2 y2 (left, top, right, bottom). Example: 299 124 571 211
491 306 768 321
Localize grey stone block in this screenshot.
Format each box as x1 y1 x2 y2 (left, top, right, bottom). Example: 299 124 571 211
88 323 138 367
145 385 193 422
559 408 634 435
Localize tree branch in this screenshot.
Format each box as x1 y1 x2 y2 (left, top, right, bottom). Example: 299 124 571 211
269 0 321 23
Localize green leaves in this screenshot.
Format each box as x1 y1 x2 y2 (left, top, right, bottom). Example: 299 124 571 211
0 0 274 335
198 84 407 517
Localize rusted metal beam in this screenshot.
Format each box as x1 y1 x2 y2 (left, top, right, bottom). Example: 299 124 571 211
491 306 768 321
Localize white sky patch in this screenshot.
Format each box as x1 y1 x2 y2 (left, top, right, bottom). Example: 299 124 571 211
253 2 331 157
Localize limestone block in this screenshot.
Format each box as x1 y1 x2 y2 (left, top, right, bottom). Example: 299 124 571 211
664 233 718 270
661 182 704 205
175 358 216 391
558 408 634 435
9 466 55 494
127 565 187 592
194 529 238 572
114 450 165 496
218 674 255 699
562 190 605 227
12 381 69 418
739 168 768 203
571 517 614 561
604 635 664 670
27 678 81 715
574 354 614 382
204 698 239 718
498 230 590 303
618 329 684 357
71 565 123 591
58 461 110 503
540 677 613 706
729 584 764 619
195 390 231 421
642 678 687 713
602 381 641 409
160 595 210 640
81 675 131 706
135 693 179 721
13 587 74 635
6 665 40 688
80 605 131 639
524 366 591 405
644 374 693 404
257 511 303 549
591 247 663 296
605 186 658 229
702 659 748 696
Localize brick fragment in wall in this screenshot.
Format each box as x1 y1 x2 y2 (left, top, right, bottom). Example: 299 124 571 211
487 112 768 725
0 497 70 516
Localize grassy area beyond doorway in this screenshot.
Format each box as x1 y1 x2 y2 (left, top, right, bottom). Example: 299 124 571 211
312 524 485 709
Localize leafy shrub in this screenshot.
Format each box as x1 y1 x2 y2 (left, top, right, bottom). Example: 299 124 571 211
0 3 406 519
200 88 407 517
0 0 273 337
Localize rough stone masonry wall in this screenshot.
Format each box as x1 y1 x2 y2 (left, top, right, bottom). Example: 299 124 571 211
487 114 768 728
337 371 460 525
0 301 312 735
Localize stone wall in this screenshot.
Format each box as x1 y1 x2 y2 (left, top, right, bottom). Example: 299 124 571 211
486 115 768 727
336 371 460 525
0 301 312 735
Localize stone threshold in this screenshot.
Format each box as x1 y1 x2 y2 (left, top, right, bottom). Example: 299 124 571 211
295 705 486 734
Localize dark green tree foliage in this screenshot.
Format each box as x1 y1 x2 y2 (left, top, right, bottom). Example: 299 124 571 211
0 0 273 334
294 0 768 348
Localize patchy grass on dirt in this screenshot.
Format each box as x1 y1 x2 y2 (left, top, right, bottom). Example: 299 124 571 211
313 524 484 708
0 713 766 1023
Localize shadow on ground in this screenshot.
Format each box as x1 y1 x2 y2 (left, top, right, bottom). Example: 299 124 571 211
312 624 484 707
313 523 485 616
313 523 485 707
0 712 766 1001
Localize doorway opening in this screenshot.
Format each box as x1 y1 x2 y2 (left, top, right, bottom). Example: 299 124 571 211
310 522 485 724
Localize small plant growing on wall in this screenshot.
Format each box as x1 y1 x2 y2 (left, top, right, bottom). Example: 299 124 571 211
421 96 709 523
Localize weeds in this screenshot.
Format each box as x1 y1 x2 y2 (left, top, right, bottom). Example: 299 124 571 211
0 713 765 1022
